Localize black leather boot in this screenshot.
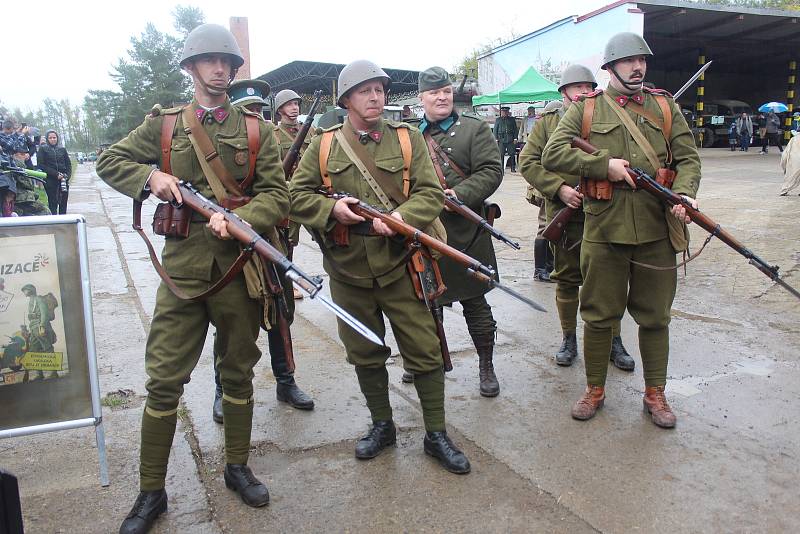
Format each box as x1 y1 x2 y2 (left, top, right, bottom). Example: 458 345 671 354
423 431 471 474
276 382 315 410
474 335 499 397
610 335 635 371
533 239 554 283
224 464 269 507
212 365 224 424
269 329 315 410
119 489 167 534
355 420 396 459
555 332 578 366
401 371 414 383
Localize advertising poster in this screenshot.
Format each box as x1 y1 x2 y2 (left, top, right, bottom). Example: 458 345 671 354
0 234 69 386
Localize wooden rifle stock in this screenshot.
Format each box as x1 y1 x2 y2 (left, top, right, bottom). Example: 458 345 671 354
541 184 581 243
282 90 323 178
571 136 800 301
444 194 520 249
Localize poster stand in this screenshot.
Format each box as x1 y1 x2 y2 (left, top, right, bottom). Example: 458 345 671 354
0 215 109 487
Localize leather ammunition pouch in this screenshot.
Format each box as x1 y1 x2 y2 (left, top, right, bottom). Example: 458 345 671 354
655 168 676 188
220 195 253 210
406 248 447 303
152 202 191 238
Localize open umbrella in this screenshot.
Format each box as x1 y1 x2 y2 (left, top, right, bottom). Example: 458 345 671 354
759 102 788 113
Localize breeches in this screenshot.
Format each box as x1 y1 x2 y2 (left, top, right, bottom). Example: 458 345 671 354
329 274 443 374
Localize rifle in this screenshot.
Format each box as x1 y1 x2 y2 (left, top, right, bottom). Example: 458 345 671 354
320 189 547 312
282 90 323 178
177 181 385 346
0 158 47 186
445 194 520 250
541 184 581 244
571 137 800 301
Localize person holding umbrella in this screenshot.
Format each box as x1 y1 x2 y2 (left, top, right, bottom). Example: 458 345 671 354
759 102 787 154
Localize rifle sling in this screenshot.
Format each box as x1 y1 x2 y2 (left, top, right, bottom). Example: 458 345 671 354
423 130 468 184
132 200 253 301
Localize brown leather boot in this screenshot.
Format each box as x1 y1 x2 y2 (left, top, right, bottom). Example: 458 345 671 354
643 386 676 428
571 385 605 420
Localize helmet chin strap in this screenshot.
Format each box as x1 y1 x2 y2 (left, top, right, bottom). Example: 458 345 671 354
194 67 239 97
609 64 643 93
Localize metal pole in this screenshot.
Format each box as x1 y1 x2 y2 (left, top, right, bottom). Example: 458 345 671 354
695 51 706 147
785 59 796 142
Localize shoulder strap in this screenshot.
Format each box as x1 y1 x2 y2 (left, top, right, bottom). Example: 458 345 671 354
423 130 468 183
181 107 245 200
423 131 449 188
242 114 259 190
334 129 398 210
397 127 412 197
581 98 596 140
132 201 252 301
160 112 180 174
601 92 662 171
319 130 334 189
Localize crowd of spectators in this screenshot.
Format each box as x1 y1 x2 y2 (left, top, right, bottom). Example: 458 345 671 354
0 117 72 216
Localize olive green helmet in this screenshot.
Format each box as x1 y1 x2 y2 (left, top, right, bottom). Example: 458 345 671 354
274 89 302 111
179 23 244 69
337 60 390 108
601 32 653 68
558 64 597 92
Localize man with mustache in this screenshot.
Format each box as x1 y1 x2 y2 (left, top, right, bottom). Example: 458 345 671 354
290 60 471 474
98 24 287 533
542 33 701 429
404 66 504 397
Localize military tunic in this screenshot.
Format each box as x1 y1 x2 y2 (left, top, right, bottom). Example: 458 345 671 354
12 164 51 216
97 98 288 487
274 120 315 245
494 115 518 169
541 86 701 387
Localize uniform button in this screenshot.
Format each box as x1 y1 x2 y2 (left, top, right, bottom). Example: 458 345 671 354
334 168 340 172
391 166 396 170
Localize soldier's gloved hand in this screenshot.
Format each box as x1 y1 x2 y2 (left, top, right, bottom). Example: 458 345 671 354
148 170 183 204
607 158 635 188
207 212 231 239
557 184 583 208
373 212 403 237
332 196 365 225
443 188 456 211
671 196 697 224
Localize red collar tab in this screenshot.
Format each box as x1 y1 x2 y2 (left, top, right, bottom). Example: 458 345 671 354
196 108 229 123
614 93 645 107
357 130 383 144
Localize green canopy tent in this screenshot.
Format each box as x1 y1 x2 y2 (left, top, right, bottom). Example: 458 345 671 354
472 67 561 107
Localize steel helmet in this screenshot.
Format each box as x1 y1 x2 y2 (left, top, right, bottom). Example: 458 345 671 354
337 60 390 108
558 64 597 92
180 24 244 69
274 89 302 111
602 32 653 68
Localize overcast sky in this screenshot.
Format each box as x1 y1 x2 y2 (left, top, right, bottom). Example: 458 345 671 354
3 0 606 112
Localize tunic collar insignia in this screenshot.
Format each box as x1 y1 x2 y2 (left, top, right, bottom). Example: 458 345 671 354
614 93 645 107
195 107 230 123
357 130 383 144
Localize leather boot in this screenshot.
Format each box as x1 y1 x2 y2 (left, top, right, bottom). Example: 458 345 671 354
474 336 499 397
533 240 554 283
401 371 414 384
610 336 635 371
571 385 605 421
276 382 315 410
423 431 471 474
355 420 396 459
643 386 677 428
119 489 167 534
555 332 578 366
269 329 315 410
224 464 270 507
212 366 223 424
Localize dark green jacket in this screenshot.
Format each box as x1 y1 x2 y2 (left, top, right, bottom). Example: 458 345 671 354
289 117 443 289
96 98 289 283
413 112 503 304
519 105 584 224
542 86 701 245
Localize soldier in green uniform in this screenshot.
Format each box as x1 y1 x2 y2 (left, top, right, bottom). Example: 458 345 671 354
11 151 50 216
273 88 316 300
97 24 288 534
200 79 314 419
290 60 470 474
405 66 503 397
519 65 634 370
542 33 700 429
494 106 518 172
